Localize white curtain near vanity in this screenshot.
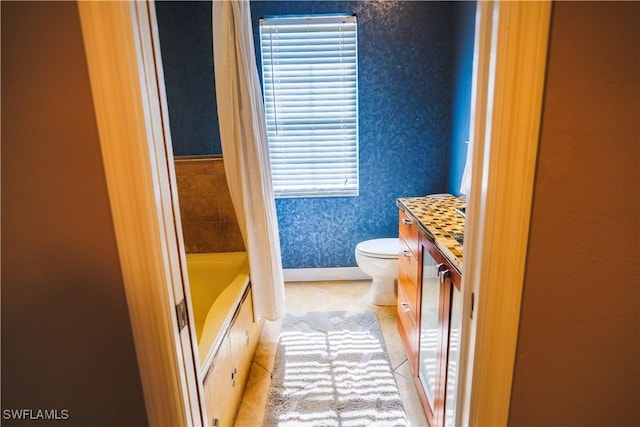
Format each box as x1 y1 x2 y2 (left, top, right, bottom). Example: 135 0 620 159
211 0 285 320
459 139 473 196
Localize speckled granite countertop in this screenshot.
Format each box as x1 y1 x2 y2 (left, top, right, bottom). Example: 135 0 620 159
397 195 466 272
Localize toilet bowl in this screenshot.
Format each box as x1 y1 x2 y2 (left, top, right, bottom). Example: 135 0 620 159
355 238 399 305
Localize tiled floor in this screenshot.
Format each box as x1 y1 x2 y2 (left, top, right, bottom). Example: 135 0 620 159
234 280 429 427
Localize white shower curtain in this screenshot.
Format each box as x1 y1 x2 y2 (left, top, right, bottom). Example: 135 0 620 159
460 139 473 196
211 0 285 320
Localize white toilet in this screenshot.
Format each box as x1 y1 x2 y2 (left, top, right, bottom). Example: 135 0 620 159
355 238 399 305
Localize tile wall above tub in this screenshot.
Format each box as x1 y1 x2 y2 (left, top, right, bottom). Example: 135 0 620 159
174 157 245 253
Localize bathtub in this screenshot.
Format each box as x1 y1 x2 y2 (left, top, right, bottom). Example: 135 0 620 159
186 252 251 370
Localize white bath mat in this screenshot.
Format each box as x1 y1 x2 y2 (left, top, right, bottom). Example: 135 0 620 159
264 310 409 427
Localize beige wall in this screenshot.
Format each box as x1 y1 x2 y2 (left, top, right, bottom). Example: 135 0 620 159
509 2 639 425
1 2 148 425
175 158 245 253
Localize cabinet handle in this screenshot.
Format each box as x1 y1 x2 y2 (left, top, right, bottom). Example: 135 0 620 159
402 250 412 257
439 269 451 284
402 218 413 225
400 301 411 313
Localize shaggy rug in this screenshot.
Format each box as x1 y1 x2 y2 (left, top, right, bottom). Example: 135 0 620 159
264 311 409 427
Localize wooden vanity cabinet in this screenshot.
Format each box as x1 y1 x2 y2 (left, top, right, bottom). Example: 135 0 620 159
397 209 422 375
397 208 463 427
416 234 461 427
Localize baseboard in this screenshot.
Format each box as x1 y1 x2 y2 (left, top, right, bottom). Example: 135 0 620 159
283 267 370 282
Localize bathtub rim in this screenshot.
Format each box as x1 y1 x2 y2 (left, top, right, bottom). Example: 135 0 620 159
197 268 251 375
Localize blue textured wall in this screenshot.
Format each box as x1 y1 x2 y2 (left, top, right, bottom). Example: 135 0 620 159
156 1 455 268
448 1 476 195
251 1 453 268
155 1 222 157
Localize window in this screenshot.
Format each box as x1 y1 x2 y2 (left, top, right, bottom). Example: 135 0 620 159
259 15 358 198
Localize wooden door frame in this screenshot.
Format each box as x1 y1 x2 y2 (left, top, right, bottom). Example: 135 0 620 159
457 1 552 425
78 1 205 425
78 0 552 425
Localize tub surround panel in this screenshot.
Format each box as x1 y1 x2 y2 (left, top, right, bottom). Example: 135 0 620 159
203 287 261 427
174 158 245 253
187 252 264 426
251 1 454 268
186 252 261 426
397 195 465 271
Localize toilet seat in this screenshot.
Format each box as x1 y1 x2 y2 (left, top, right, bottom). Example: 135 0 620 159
356 238 398 259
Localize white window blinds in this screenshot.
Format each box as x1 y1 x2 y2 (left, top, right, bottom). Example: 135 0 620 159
259 15 359 198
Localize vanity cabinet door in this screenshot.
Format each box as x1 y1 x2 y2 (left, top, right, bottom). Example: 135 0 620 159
444 284 462 427
416 235 455 427
398 238 419 315
397 284 419 375
398 210 422 375
399 209 420 257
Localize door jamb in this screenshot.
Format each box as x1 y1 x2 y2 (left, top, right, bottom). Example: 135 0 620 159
79 0 552 425
78 1 205 425
458 1 552 425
